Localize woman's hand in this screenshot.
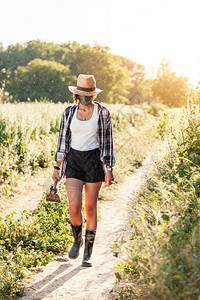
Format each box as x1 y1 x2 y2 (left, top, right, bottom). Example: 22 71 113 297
52 169 61 182
105 170 114 186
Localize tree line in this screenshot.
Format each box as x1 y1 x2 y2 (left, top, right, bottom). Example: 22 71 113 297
0 40 197 106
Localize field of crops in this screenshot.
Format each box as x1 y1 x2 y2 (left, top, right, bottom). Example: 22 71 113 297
0 101 160 195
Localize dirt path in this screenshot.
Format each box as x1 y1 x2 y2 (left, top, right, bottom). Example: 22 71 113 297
13 142 162 300
0 172 52 219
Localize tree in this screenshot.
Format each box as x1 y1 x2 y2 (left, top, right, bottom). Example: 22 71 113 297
57 42 131 103
117 56 153 104
6 59 76 102
0 40 60 87
1 40 142 104
151 60 189 107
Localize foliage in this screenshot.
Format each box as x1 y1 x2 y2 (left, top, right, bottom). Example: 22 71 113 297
0 102 155 194
115 100 200 299
0 83 11 104
1 41 197 105
0 102 67 193
0 193 72 298
0 40 57 77
6 59 76 102
177 99 200 166
146 101 165 117
59 42 132 103
118 56 156 104
151 59 189 107
0 40 149 104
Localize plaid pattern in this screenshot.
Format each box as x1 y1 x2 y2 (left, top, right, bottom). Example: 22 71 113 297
54 101 116 177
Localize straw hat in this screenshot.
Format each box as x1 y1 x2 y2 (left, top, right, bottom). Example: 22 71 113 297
68 74 103 96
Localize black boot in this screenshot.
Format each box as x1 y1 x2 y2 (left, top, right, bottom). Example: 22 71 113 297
82 229 96 267
68 223 83 259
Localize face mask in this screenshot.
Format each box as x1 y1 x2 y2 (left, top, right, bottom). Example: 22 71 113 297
78 96 93 106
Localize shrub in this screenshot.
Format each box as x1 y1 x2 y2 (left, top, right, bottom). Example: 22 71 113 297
115 100 200 299
0 193 72 298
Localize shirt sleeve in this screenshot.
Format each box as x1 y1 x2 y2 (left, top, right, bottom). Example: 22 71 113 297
104 110 116 167
54 110 67 162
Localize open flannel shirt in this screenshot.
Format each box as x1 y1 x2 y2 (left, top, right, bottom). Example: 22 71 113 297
54 101 116 177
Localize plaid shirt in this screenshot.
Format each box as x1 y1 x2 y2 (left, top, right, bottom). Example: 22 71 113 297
54 101 116 177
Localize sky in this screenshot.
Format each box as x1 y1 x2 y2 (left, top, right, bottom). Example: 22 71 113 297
1 0 200 86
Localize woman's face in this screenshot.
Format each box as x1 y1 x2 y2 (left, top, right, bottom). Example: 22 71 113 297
78 95 93 106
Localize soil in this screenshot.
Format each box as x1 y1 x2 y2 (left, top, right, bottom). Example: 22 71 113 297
0 170 52 218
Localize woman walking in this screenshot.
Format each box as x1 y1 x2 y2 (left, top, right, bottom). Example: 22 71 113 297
52 74 116 267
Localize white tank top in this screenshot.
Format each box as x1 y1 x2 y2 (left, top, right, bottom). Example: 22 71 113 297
70 103 99 151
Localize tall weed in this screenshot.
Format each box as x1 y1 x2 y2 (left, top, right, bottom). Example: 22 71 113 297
115 100 200 299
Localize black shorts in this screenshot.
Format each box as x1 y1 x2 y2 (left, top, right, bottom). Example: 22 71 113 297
65 147 106 183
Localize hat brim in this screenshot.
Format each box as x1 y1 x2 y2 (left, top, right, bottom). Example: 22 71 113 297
68 86 103 96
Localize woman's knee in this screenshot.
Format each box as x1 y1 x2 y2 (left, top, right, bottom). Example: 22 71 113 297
69 205 81 217
85 204 97 218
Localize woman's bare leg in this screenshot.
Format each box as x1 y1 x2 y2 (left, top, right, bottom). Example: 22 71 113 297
66 178 84 226
85 182 102 230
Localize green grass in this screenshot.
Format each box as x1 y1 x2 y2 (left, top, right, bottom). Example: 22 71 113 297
0 189 72 298
114 100 200 299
